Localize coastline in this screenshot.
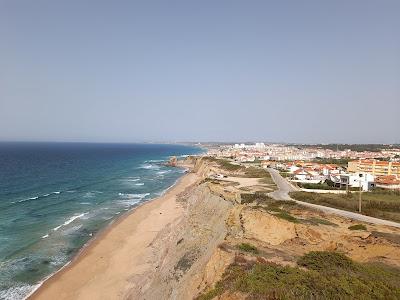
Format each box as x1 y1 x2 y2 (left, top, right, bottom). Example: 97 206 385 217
29 164 199 300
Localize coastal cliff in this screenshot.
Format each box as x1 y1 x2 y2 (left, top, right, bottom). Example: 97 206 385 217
31 156 400 300
134 156 400 299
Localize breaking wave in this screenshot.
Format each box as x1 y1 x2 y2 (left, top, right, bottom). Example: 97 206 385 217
14 191 62 204
52 213 88 231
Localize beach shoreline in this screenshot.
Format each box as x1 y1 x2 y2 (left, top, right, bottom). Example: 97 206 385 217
29 163 199 300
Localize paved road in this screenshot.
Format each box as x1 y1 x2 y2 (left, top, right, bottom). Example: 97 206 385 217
267 168 400 228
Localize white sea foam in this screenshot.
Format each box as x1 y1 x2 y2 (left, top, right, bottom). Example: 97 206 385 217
156 170 171 175
15 196 38 203
15 190 59 203
134 182 145 186
83 191 102 198
41 234 49 239
53 213 88 231
83 192 95 198
145 159 164 163
63 225 83 235
126 178 140 182
139 163 160 170
0 284 40 300
140 164 153 169
118 193 150 199
117 193 150 207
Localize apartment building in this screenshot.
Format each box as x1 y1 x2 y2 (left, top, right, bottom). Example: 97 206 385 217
348 159 400 178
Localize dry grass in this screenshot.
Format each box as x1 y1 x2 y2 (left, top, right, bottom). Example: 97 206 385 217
290 190 400 223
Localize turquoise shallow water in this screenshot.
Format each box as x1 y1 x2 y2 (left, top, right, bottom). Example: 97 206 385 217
0 143 202 299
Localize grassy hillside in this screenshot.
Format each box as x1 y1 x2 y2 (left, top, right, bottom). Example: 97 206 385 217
198 251 400 300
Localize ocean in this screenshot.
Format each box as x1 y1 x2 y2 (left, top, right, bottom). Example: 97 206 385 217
0 143 202 299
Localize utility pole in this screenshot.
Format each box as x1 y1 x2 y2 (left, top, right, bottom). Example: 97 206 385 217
358 173 363 213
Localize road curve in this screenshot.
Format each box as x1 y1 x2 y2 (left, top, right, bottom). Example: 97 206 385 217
267 168 400 229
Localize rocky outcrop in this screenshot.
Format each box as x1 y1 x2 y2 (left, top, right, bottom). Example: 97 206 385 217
166 156 178 167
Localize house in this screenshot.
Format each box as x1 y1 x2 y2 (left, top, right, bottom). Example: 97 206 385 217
288 165 300 173
292 168 323 183
339 172 375 191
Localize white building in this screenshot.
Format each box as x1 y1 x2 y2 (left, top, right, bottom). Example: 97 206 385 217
339 172 375 191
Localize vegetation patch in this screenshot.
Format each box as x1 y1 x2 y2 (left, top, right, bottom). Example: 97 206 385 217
237 243 259 254
274 211 300 223
302 217 338 226
298 181 357 190
217 160 242 171
174 250 199 275
254 199 299 215
203 157 243 171
258 176 275 185
197 251 400 300
242 167 270 178
199 178 221 185
371 231 400 244
290 190 400 223
240 192 272 204
297 251 356 272
348 224 367 231
279 171 291 178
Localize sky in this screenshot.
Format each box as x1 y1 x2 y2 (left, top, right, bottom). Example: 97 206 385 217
0 0 399 144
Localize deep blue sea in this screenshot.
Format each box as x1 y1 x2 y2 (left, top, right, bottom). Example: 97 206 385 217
0 143 202 299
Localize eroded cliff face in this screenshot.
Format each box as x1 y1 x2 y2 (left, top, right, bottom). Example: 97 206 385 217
127 157 400 300
125 182 233 300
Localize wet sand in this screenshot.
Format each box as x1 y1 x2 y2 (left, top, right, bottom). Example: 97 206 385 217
30 170 199 300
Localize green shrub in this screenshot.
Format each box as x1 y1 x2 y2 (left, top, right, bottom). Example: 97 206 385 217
243 167 267 177
240 192 272 204
237 243 258 254
303 217 338 226
199 178 220 185
197 251 400 300
348 224 367 231
275 211 299 223
297 251 356 272
203 157 242 171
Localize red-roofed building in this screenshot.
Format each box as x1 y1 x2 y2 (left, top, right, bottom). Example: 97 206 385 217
348 160 400 178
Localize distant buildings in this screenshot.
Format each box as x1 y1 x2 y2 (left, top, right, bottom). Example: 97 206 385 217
207 143 400 190
348 159 400 177
211 143 395 162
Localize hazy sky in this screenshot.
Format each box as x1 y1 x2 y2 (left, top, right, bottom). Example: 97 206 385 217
1 1 399 143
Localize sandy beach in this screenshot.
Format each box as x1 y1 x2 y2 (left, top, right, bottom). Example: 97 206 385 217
30 169 200 300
